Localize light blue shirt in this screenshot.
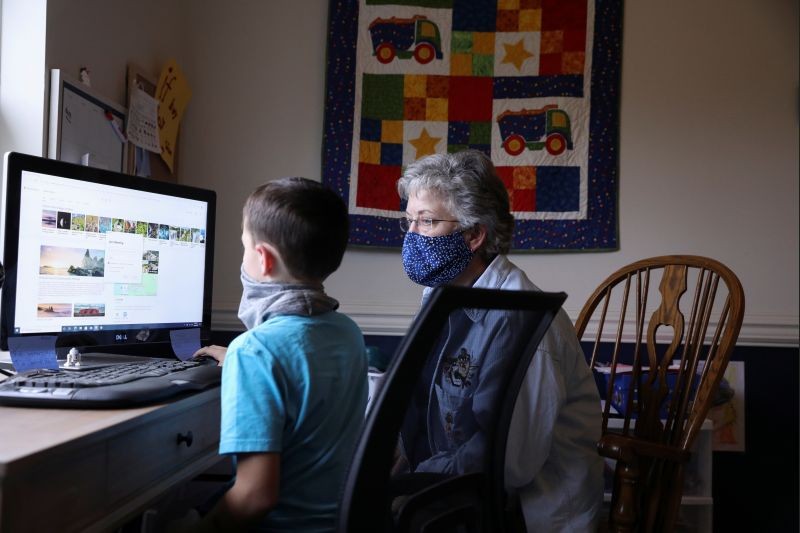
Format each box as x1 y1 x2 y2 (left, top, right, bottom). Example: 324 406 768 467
221 311 367 532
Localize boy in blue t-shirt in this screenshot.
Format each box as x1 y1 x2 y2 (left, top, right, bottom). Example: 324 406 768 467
192 177 367 532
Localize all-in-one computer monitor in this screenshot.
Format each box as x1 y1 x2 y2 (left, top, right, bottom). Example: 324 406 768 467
0 152 216 359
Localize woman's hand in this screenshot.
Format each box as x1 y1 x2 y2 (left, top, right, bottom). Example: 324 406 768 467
193 345 228 366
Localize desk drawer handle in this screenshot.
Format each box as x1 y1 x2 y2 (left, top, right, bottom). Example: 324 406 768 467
177 431 194 448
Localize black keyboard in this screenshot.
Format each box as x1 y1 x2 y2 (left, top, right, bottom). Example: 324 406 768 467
0 358 221 408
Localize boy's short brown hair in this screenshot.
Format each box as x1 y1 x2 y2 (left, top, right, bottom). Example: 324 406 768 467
243 177 349 282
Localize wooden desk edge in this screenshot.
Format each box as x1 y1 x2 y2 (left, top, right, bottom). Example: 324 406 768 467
0 387 222 532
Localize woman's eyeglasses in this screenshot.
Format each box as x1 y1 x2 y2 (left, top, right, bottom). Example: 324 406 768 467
399 217 459 233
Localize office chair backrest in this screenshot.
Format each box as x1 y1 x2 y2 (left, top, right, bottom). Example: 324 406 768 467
574 255 744 532
337 286 567 533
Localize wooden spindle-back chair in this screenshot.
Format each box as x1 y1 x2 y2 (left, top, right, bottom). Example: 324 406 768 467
574 255 744 532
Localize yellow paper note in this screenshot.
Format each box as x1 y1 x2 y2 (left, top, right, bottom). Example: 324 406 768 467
156 59 192 172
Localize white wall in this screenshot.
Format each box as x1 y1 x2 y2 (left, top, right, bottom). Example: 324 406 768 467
44 0 190 106
1 0 189 157
2 0 798 345
180 0 332 322
0 0 48 158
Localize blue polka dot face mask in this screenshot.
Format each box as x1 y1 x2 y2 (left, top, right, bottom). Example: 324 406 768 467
401 230 474 287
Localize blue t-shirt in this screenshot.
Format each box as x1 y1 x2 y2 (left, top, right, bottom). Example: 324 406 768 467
220 311 367 532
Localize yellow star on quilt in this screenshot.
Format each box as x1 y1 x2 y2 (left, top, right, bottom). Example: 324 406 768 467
409 128 441 159
502 39 534 71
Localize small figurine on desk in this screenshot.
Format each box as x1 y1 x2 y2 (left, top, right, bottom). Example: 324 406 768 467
79 67 91 87
64 347 81 368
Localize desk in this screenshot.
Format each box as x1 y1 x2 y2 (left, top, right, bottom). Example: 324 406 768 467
0 387 221 532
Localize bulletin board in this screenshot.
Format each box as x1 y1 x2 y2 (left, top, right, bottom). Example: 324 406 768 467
47 69 128 173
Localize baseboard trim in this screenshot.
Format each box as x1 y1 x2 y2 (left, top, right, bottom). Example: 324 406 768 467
212 305 798 347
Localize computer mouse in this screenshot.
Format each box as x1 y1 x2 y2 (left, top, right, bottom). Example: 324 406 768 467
192 355 220 366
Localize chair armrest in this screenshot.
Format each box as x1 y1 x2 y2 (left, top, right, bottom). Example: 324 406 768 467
598 433 691 464
390 472 450 497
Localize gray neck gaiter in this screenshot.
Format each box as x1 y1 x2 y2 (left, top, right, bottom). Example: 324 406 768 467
237 265 339 329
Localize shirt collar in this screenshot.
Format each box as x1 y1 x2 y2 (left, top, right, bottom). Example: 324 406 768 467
464 255 513 322
421 255 513 323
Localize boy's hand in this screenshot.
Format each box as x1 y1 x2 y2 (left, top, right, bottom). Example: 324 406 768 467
198 453 280 531
193 345 227 366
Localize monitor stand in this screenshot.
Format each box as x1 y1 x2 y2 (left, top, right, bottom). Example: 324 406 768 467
0 351 12 372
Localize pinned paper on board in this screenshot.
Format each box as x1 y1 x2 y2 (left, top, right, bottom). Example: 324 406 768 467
126 64 175 181
126 87 161 153
155 59 192 172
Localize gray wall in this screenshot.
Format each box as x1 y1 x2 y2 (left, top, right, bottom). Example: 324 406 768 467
2 0 798 345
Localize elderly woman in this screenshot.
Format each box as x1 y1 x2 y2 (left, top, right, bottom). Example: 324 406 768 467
396 150 603 532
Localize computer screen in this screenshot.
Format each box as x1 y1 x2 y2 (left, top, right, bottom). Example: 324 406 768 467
0 152 216 355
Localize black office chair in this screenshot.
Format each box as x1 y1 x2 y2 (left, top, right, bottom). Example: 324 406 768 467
337 286 567 533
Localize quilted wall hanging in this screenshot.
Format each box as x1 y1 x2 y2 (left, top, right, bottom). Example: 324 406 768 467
322 0 621 250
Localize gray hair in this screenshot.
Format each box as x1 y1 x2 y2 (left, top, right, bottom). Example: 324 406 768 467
397 150 514 257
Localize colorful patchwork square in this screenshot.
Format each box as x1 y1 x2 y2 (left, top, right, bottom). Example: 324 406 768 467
542 0 587 31
360 118 382 142
511 188 536 211
448 121 491 154
426 75 450 97
495 165 579 212
404 122 448 163
541 30 563 54
356 163 402 211
472 31 495 54
380 143 403 166
403 74 428 98
450 31 495 76
564 28 587 51
361 74 404 120
519 9 542 31
495 33 540 76
452 30 473 53
539 53 562 75
381 120 404 143
403 75 450 121
365 0 453 7
426 98 448 120
450 53 474 76
360 119 405 166
497 0 542 32
404 97 427 120
496 9 519 32
496 166 537 212
498 0 544 8
448 76 493 121
562 51 585 74
533 0 587 75
359 140 381 165
536 166 580 211
512 166 537 189
452 0 497 31
496 166 514 190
